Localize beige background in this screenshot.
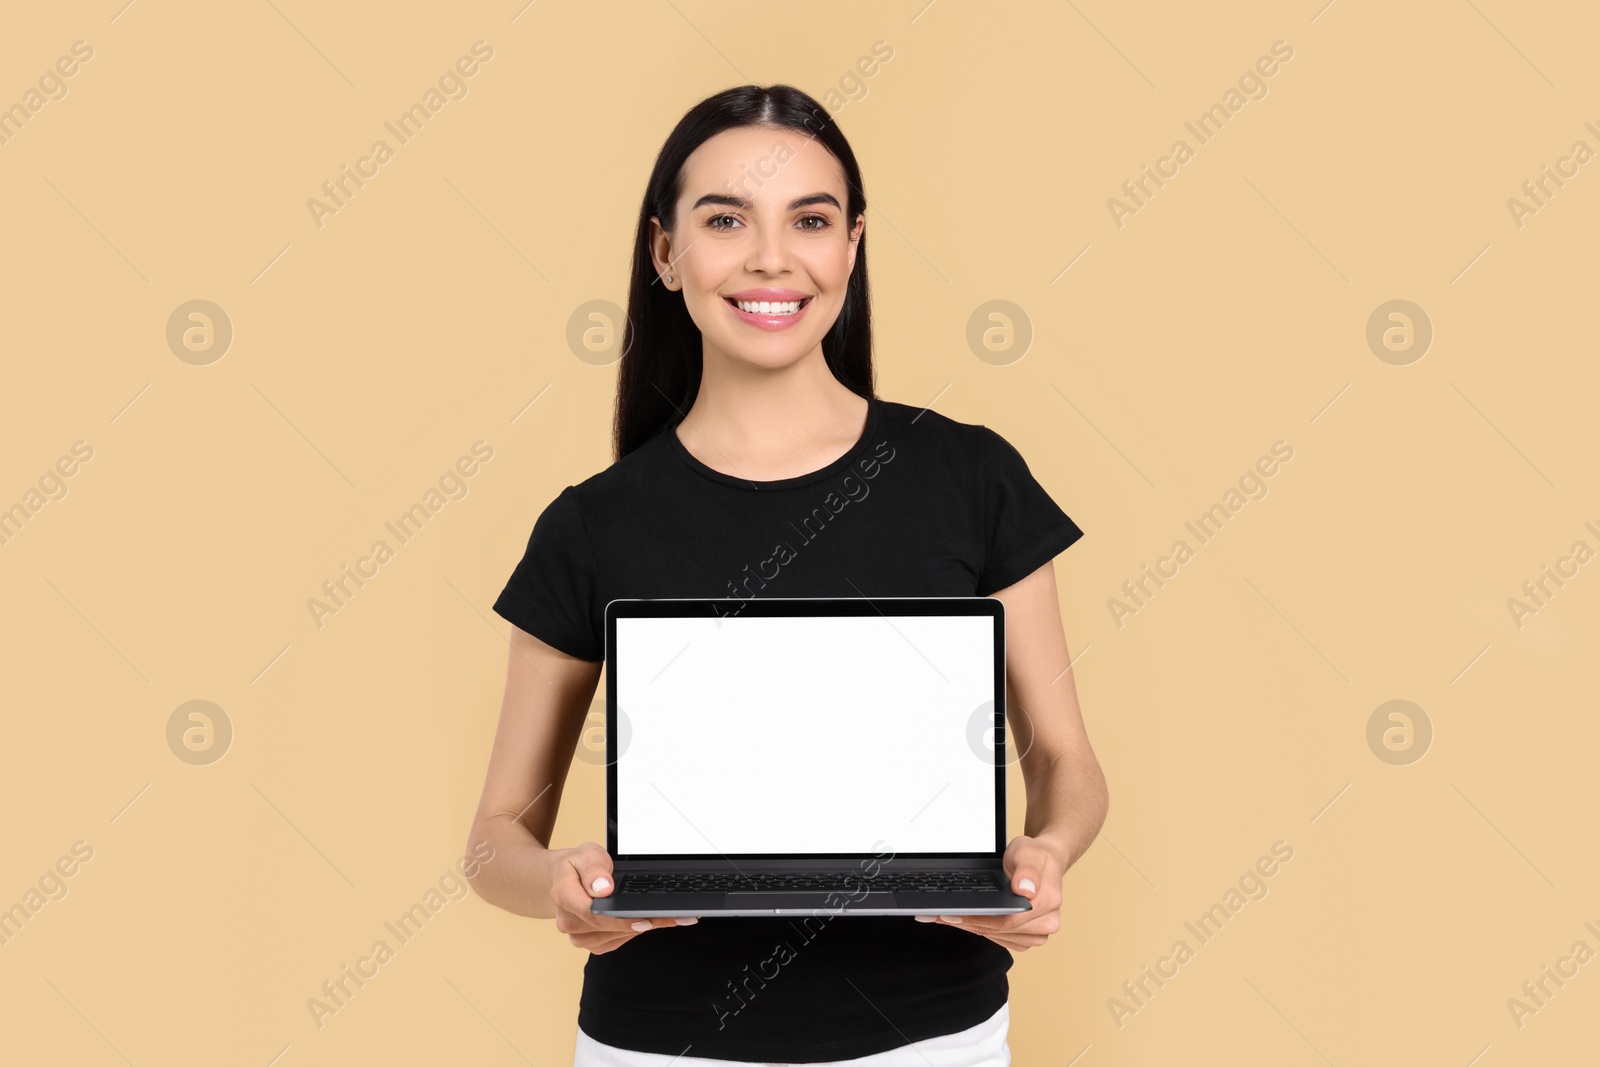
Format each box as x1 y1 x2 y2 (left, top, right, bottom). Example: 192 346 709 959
2 1 1596 1064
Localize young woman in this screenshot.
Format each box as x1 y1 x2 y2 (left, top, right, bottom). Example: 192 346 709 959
464 84 1109 1067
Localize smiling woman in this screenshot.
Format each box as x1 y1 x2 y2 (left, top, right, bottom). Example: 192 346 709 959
626 120 871 451
464 83 1106 1067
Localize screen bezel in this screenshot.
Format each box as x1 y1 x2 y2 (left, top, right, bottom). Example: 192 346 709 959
602 596 1007 862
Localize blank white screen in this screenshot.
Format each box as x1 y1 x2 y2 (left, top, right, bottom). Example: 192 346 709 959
615 613 997 855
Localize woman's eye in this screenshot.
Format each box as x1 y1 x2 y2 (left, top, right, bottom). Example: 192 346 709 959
707 214 830 232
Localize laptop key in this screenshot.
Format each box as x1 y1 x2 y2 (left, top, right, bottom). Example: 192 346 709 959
621 871 1000 896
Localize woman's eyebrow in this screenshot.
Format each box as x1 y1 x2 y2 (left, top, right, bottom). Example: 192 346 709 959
691 192 842 212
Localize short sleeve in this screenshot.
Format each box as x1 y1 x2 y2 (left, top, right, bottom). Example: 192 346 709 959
492 486 603 661
974 427 1085 596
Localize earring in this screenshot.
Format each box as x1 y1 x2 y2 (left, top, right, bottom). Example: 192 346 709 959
664 273 673 285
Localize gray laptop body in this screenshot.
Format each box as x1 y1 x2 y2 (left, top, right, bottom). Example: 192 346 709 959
588 596 1034 919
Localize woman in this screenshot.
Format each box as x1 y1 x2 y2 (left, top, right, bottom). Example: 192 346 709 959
463 84 1109 1066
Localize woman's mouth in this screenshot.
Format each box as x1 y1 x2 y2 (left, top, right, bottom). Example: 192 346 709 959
723 295 814 331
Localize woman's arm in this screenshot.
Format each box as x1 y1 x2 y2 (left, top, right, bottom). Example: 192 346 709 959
463 625 692 949
1002 560 1109 872
463 625 599 917
915 560 1107 951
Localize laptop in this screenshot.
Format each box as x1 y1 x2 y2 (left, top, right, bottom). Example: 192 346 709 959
588 596 1034 919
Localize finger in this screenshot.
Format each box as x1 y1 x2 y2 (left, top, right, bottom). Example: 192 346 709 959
569 930 634 954
625 916 700 933
550 857 632 929
569 842 615 897
1019 910 1062 936
555 902 645 935
999 913 1061 938
924 912 1020 932
548 843 616 920
979 899 1061 929
977 913 1060 941
1002 841 1047 903
569 929 629 948
1005 933 1049 947
914 913 1009 929
987 932 1048 951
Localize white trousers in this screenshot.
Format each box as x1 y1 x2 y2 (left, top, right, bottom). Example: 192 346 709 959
573 1001 1010 1067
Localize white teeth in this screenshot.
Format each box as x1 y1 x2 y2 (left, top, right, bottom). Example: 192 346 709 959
735 299 802 315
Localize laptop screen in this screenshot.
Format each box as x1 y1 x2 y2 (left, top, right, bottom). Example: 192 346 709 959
613 611 1000 858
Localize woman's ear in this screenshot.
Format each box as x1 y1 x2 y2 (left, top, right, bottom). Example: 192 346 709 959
647 218 676 286
846 214 864 273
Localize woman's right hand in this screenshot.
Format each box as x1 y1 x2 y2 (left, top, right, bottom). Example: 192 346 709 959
548 840 698 954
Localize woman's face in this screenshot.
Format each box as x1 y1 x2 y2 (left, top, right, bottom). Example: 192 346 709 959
652 125 863 371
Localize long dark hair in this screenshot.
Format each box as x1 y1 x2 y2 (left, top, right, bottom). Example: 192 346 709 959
613 84 875 462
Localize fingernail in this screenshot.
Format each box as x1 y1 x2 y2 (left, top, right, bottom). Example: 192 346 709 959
940 915 963 924
914 915 935 922
1018 878 1036 896
631 920 652 932
675 917 699 926
592 877 611 893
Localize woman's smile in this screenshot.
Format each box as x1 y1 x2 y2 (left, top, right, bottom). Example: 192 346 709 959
722 287 815 331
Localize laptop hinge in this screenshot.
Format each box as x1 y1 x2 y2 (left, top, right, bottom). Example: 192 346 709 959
610 857 1001 872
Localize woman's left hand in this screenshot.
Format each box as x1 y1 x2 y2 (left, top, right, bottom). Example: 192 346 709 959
914 835 1063 952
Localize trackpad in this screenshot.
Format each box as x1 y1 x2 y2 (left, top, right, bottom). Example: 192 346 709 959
727 891 896 910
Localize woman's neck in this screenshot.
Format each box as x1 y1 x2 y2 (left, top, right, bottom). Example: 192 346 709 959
674 357 869 482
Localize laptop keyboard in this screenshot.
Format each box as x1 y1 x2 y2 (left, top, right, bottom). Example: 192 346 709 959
618 870 1000 894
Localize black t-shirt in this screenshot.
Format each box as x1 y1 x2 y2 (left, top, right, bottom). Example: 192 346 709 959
492 392 1084 1062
